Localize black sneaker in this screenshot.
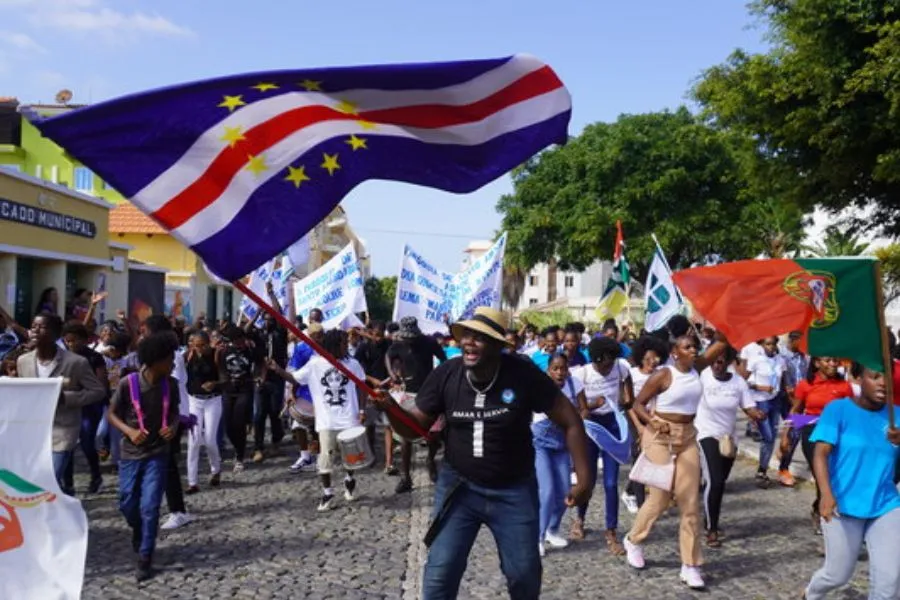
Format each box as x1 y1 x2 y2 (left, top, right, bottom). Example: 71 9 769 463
317 494 335 512
395 477 412 494
755 472 771 489
135 557 153 582
344 477 357 502
88 477 102 494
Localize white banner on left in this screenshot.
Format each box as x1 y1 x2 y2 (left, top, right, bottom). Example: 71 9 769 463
239 258 291 322
293 242 367 330
0 378 89 600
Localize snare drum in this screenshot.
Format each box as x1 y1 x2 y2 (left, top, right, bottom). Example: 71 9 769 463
390 390 422 441
285 398 315 431
337 426 375 471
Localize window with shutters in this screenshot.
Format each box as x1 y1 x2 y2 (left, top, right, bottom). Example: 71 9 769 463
73 167 93 192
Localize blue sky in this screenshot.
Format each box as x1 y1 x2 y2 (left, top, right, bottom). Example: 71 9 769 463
0 0 766 276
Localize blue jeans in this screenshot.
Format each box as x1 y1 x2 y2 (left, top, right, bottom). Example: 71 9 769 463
534 444 570 542
52 450 74 495
577 413 619 530
96 409 122 464
118 454 168 559
423 464 541 600
757 398 781 472
806 507 900 600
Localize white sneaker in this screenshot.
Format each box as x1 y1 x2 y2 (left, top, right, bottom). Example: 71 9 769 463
538 542 545 557
544 531 569 549
623 536 645 569
160 512 194 530
290 456 315 472
233 461 245 474
317 494 335 512
680 565 705 590
621 491 639 515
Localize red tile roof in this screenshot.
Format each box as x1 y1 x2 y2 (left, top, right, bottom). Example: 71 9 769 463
109 201 168 234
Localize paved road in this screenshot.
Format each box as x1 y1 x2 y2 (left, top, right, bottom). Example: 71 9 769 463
73 432 874 599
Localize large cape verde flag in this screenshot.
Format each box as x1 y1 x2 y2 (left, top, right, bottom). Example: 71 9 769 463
27 55 572 281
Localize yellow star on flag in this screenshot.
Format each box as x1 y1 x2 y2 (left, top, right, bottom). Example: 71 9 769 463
299 79 322 91
345 134 367 151
357 119 377 130
252 82 279 92
336 99 359 115
320 153 341 176
220 126 246 148
284 165 311 188
218 95 246 112
245 154 269 177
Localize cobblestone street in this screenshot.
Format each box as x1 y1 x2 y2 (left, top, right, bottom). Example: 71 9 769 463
75 436 874 600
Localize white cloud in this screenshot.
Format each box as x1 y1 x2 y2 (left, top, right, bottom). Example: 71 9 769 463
42 7 194 37
0 32 47 53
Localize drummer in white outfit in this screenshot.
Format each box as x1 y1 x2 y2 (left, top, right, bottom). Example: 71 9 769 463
268 329 367 512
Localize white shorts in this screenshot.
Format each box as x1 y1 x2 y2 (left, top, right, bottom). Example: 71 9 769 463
316 429 345 475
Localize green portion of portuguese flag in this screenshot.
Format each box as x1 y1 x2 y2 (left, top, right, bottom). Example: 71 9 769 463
794 258 884 373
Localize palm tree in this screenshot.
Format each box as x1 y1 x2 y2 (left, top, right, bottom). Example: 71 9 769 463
806 225 870 257
743 197 809 258
501 264 526 310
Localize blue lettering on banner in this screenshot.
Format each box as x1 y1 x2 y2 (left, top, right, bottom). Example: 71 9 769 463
400 290 420 304
321 287 343 304
401 268 415 282
324 303 347 320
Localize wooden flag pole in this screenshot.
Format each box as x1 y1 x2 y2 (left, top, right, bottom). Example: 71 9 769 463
873 262 895 428
232 279 432 440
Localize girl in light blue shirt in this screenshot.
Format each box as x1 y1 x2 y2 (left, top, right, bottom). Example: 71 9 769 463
805 363 900 600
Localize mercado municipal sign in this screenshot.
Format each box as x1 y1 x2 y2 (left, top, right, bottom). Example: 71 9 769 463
0 197 96 239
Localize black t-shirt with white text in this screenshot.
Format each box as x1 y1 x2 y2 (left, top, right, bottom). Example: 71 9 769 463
415 353 558 487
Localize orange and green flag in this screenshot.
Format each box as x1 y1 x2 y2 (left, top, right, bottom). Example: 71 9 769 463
672 258 884 372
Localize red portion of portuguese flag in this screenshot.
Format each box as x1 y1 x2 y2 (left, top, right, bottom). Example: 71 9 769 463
672 259 815 352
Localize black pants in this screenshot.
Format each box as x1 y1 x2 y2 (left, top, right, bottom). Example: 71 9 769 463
254 380 285 452
699 437 735 532
166 428 186 514
799 423 820 514
624 419 646 507
223 391 253 462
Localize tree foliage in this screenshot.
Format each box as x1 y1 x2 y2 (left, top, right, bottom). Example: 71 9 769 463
874 244 900 305
497 108 795 278
363 276 397 323
806 225 871 257
694 0 900 237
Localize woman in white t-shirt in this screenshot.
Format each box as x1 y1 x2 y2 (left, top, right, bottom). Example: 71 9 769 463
533 354 586 556
746 336 787 488
569 337 634 555
270 330 367 513
696 348 763 548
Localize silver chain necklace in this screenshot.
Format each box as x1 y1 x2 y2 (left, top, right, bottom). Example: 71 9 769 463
466 366 500 409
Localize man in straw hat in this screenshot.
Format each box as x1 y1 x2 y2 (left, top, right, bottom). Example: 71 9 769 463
373 307 592 600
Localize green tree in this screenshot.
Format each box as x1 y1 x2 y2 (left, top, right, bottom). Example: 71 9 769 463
694 0 900 237
875 243 900 304
742 197 810 258
497 108 787 278
363 276 397 323
806 225 871 257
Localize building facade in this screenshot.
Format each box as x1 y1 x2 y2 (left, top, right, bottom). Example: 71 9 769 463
515 260 611 314
0 168 145 326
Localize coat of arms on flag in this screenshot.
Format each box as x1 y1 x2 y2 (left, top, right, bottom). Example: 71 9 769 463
0 379 89 600
27 55 571 281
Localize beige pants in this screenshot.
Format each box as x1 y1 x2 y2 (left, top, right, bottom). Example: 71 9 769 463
627 419 702 566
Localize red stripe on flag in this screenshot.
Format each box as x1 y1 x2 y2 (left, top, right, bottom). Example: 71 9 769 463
151 67 564 230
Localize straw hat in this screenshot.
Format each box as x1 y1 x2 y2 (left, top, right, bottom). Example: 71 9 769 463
450 307 513 347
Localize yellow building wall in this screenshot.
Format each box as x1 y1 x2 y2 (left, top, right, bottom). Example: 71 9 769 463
0 172 110 260
112 233 195 273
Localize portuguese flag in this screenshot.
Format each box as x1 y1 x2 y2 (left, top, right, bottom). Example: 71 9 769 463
672 258 884 372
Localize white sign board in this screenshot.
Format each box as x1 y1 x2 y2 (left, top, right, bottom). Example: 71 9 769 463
292 242 367 329
393 233 506 334
0 378 89 600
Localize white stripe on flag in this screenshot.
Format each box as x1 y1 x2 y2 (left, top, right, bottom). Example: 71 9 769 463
133 55 550 212
167 87 570 246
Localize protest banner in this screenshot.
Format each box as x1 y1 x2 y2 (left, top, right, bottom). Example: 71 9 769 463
393 233 506 334
292 242 367 329
0 379 89 600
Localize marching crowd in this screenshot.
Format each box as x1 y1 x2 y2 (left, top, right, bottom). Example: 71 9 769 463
1 285 900 599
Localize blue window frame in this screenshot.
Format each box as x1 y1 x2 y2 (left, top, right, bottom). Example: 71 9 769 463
73 166 93 191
